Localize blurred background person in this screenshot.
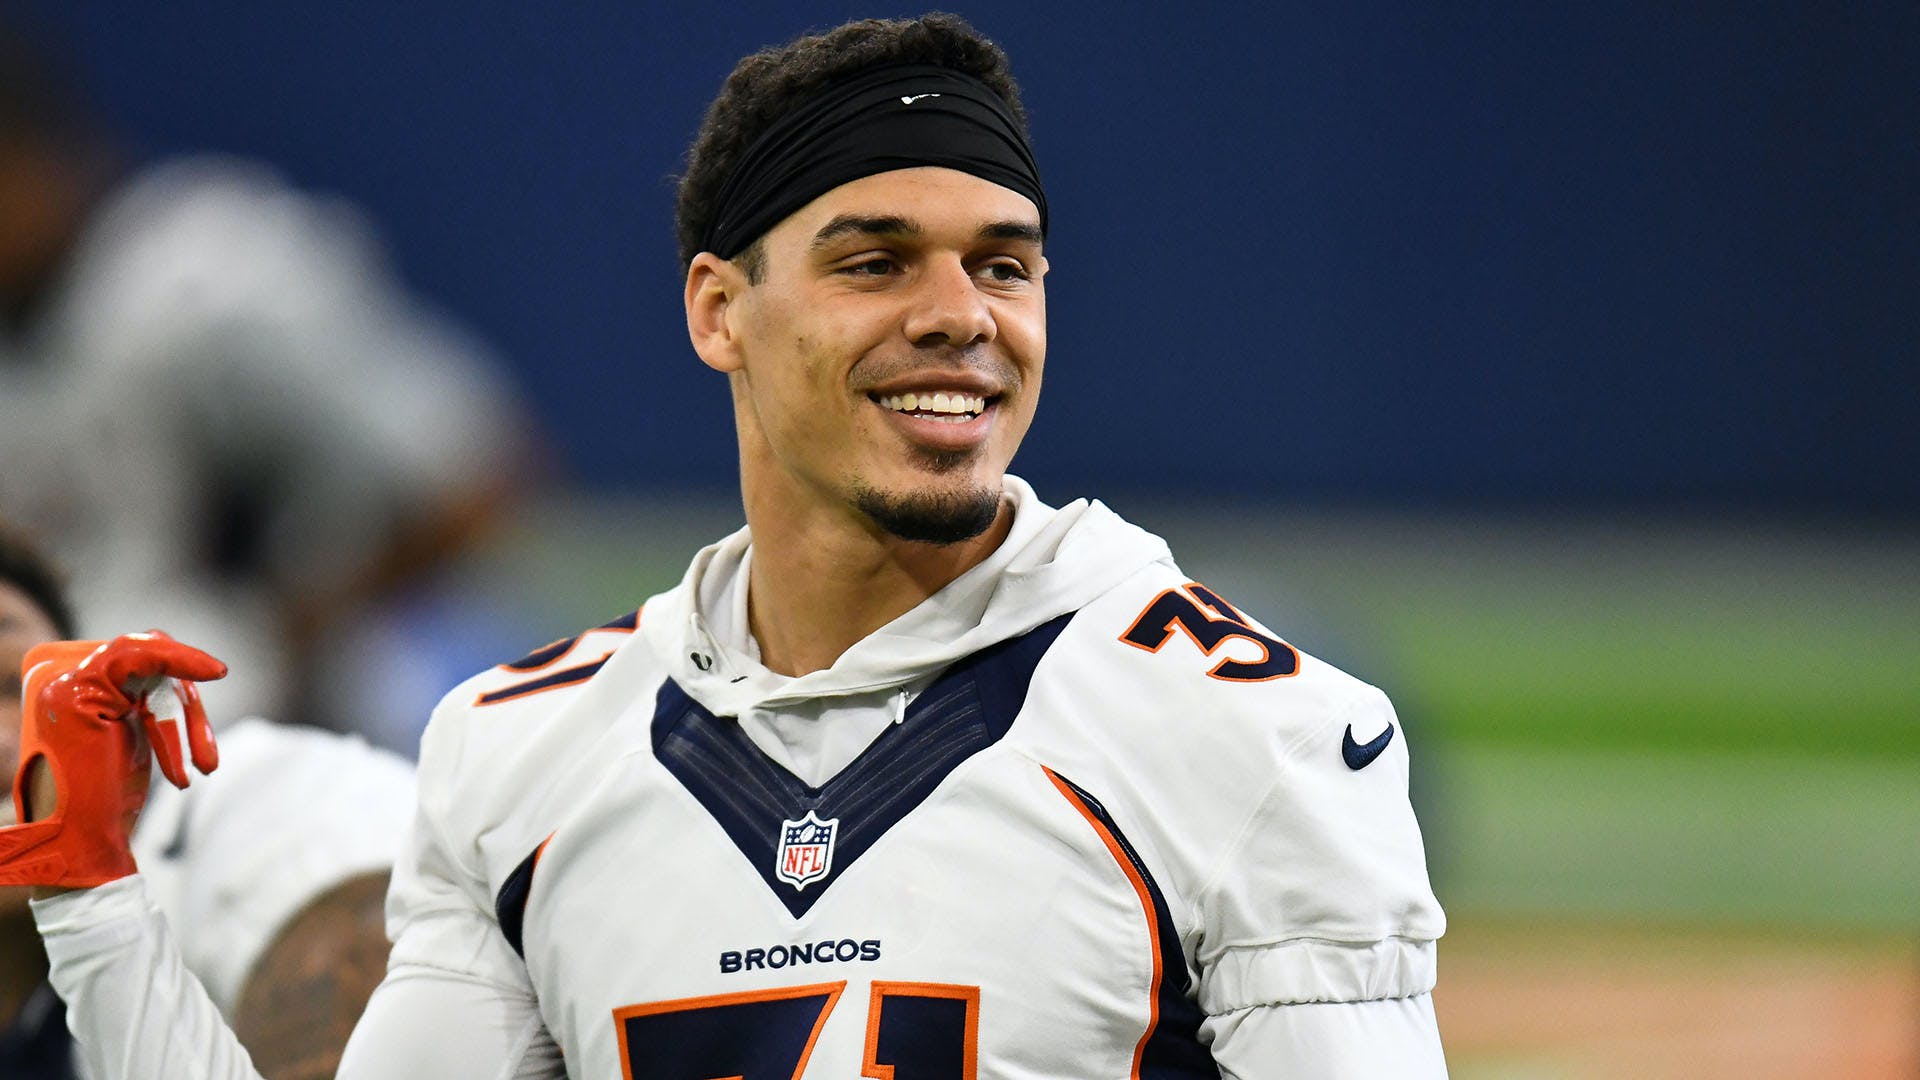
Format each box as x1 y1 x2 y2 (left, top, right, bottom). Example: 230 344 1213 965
0 19 538 741
0 523 414 1079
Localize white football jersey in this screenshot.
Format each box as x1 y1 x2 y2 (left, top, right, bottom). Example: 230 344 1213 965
386 479 1444 1077
0 156 521 724
131 718 418 1015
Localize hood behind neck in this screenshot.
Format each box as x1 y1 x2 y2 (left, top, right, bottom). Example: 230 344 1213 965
642 476 1170 717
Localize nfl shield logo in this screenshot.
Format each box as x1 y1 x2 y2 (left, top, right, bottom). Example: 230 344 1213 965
776 811 839 891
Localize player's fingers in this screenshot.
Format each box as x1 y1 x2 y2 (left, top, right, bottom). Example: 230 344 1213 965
149 637 227 684
138 690 191 790
92 633 228 689
178 679 219 775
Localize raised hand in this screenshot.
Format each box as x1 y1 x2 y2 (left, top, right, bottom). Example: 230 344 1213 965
0 633 226 888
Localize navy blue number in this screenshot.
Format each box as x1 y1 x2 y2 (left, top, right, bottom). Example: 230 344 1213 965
616 982 844 1080
1120 583 1298 682
862 982 978 1079
615 980 975 1079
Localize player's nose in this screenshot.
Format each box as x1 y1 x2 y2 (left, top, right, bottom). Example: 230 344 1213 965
902 255 994 349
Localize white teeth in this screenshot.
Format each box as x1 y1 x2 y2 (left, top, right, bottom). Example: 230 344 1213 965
878 391 988 416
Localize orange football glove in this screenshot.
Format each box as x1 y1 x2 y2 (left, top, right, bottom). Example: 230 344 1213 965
0 633 226 888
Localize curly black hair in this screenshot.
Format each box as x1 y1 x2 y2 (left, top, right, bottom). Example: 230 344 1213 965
0 524 76 639
675 13 1029 280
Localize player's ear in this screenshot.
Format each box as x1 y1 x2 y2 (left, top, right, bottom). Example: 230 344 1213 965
685 252 748 374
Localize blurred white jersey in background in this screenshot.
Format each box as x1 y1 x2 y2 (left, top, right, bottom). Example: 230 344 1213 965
0 156 526 731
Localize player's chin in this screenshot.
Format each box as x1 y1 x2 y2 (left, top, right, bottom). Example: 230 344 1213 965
851 472 1003 545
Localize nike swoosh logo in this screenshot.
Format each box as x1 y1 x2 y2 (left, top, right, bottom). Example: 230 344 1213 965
1341 723 1394 770
899 93 943 105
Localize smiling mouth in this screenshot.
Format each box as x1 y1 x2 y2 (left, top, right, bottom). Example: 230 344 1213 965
869 390 992 423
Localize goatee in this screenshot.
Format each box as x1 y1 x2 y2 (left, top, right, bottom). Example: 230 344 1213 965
853 480 1001 545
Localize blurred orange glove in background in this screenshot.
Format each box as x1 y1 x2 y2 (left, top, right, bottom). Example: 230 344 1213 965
0 633 226 888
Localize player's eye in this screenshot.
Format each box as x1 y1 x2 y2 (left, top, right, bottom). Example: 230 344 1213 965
979 260 1031 284
840 257 898 277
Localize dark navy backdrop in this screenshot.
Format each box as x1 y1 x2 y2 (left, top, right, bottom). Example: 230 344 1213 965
35 3 1918 511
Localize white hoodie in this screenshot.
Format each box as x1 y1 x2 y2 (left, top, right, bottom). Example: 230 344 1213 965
657 475 1175 785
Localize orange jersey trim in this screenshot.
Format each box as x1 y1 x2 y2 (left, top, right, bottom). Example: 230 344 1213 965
474 649 616 706
495 608 640 674
860 981 981 1079
1043 766 1162 1079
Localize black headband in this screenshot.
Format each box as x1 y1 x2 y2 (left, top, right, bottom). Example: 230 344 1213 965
703 63 1046 260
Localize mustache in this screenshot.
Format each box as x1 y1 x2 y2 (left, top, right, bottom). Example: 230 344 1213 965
849 346 1020 394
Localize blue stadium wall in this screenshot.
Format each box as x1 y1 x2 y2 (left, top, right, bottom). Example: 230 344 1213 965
34 2 1918 513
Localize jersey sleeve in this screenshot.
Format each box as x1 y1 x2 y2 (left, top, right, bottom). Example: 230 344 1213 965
1193 685 1445 1014
358 681 566 1076
381 692 539 998
33 876 264 1080
337 968 564 1079
32 874 564 1080
1203 993 1449 1078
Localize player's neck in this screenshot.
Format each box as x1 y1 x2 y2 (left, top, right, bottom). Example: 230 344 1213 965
743 496 1013 677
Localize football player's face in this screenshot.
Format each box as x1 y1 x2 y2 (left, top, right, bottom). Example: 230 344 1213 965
717 167 1047 542
0 582 58 914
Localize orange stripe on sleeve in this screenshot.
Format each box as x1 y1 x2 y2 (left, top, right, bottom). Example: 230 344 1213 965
1042 766 1162 1080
